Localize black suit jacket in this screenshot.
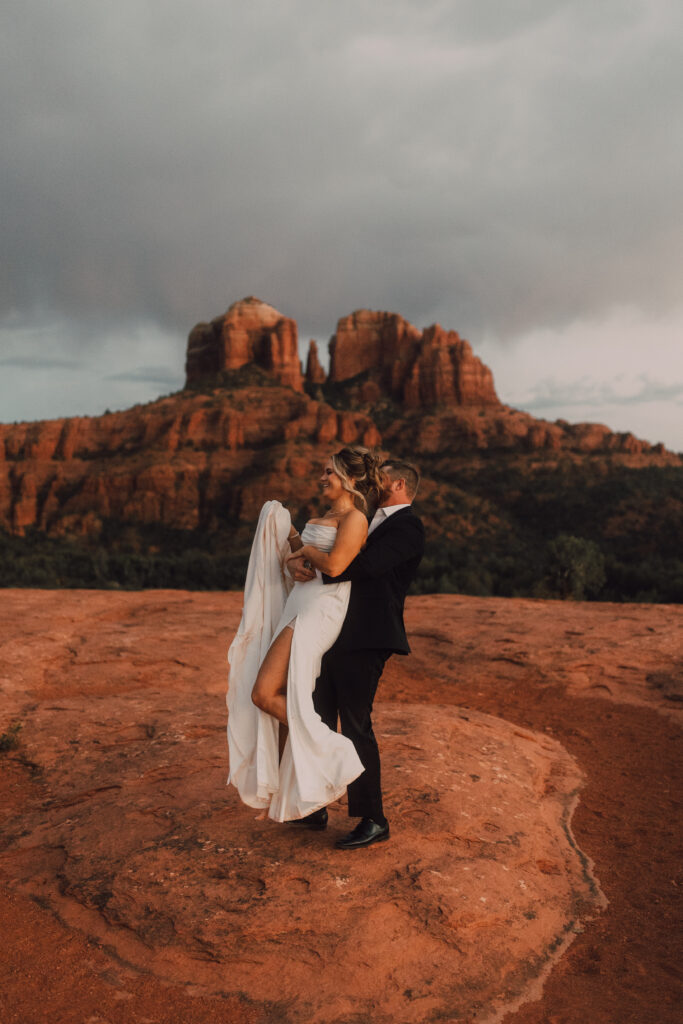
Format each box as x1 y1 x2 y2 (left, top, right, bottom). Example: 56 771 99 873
322 506 425 655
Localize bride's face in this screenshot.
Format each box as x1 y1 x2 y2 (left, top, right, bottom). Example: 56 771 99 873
320 458 348 503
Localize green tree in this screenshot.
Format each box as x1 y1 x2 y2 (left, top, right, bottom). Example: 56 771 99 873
544 533 606 600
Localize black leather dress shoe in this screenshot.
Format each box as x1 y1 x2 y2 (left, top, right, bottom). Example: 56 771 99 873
335 817 390 849
291 807 328 830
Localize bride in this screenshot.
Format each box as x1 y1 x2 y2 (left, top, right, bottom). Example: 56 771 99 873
227 445 384 822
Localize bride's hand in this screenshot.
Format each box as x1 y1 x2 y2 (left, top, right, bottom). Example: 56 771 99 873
286 549 316 582
286 544 309 564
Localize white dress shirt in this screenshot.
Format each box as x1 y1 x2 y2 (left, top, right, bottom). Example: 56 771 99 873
368 503 411 535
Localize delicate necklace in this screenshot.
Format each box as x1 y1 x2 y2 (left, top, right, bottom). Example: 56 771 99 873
325 501 353 517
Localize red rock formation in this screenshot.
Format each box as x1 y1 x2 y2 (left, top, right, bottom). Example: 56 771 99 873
0 384 386 535
185 297 304 392
328 309 421 383
305 340 326 385
329 309 500 408
0 300 679 540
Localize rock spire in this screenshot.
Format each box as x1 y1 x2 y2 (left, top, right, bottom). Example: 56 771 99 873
185 297 304 392
329 309 500 408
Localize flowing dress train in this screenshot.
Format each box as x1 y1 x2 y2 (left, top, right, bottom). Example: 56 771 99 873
227 500 364 821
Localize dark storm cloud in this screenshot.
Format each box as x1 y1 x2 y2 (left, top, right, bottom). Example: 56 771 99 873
2 0 682 348
0 356 81 370
106 366 182 385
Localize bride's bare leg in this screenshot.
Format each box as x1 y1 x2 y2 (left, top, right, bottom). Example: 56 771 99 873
251 626 293 727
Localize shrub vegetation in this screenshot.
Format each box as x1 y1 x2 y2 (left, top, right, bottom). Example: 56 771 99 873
1 461 681 602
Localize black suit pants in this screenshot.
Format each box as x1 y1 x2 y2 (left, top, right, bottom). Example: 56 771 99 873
313 647 392 821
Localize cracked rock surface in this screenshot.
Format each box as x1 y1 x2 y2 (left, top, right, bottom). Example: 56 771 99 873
1 591 680 1024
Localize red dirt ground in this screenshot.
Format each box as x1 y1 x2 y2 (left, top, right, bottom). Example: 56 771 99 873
1 591 681 1024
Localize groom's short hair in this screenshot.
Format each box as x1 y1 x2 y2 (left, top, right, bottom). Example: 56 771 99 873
381 459 420 499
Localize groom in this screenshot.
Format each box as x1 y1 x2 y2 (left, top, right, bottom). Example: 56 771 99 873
292 458 425 849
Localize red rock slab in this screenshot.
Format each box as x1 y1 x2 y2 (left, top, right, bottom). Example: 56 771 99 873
3 590 681 1023
0 591 603 1024
399 594 683 719
1 704 600 1024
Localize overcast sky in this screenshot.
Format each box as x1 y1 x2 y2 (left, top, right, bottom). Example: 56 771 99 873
1 0 682 450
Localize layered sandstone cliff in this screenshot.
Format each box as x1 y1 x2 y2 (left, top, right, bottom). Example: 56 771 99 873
329 310 500 408
0 389 382 535
185 297 305 392
185 302 500 410
0 298 677 539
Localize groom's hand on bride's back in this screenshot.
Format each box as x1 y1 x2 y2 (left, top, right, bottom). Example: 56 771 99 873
288 554 316 582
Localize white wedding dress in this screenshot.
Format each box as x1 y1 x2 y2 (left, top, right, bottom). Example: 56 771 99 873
227 500 364 821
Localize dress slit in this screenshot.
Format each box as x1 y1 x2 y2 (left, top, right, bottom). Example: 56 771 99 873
227 505 364 821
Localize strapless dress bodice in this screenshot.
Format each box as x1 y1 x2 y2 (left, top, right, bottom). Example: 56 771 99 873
227 499 360 824
300 522 337 552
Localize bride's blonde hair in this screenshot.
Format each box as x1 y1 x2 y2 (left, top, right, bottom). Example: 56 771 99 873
330 446 384 514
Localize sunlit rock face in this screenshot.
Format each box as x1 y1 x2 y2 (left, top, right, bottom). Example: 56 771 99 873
329 309 500 409
0 297 677 539
185 296 304 392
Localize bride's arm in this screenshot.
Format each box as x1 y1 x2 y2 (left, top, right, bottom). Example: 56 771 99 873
330 515 425 582
287 524 304 553
287 510 367 578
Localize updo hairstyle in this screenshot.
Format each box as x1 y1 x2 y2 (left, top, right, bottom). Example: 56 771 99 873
331 446 384 514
